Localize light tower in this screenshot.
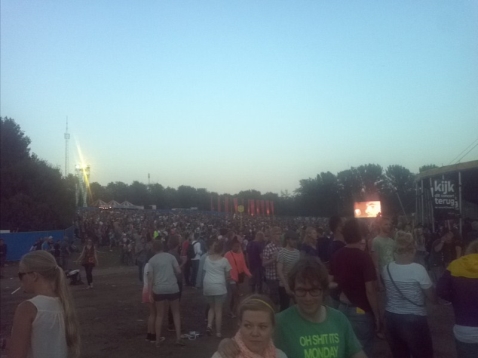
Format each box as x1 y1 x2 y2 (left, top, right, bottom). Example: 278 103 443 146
64 117 70 177
75 164 91 207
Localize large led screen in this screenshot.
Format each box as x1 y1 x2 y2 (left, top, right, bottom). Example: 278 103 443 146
354 201 381 218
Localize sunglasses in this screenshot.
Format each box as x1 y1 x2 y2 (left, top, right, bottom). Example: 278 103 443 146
18 271 34 280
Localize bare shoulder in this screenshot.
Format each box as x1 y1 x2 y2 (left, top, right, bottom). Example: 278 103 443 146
15 300 37 322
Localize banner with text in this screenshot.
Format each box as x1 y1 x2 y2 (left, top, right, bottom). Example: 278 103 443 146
430 177 459 220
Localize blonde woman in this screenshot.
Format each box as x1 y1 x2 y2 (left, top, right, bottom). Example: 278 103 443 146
212 294 287 358
299 227 318 257
382 231 437 358
8 250 80 358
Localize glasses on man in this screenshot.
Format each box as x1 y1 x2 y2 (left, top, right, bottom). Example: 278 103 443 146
18 272 33 280
294 287 323 297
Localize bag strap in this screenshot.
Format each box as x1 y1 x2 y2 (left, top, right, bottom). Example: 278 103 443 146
386 263 424 307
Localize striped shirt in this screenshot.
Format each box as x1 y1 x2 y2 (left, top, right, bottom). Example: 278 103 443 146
277 248 301 287
382 262 432 316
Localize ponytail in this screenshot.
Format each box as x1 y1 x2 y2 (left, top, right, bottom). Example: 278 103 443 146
55 267 81 358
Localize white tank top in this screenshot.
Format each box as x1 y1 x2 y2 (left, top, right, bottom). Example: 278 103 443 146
27 295 68 358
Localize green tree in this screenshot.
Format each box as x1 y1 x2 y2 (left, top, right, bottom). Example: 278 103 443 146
0 118 76 231
419 164 438 173
381 165 416 215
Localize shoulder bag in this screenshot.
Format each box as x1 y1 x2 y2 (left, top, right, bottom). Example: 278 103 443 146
386 263 424 307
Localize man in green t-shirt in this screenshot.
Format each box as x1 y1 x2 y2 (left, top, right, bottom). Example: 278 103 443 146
217 257 365 358
274 257 365 358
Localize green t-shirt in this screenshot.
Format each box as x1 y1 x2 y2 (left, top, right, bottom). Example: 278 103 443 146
274 306 361 358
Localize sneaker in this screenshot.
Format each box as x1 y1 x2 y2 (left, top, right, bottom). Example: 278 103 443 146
155 337 165 347
206 327 213 336
175 339 186 346
216 333 222 338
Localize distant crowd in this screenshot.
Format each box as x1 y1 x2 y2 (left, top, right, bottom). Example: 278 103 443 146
3 209 478 358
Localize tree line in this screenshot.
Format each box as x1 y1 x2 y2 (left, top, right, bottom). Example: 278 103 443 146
1 117 440 231
90 163 432 218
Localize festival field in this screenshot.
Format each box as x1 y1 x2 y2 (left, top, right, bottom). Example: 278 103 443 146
0 249 457 358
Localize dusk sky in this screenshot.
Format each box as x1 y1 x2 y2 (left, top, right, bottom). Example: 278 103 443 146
1 1 477 195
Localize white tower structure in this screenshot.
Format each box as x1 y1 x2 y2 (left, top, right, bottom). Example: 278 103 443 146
64 117 70 177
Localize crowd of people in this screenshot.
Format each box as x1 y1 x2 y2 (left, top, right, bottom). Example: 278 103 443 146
3 208 478 358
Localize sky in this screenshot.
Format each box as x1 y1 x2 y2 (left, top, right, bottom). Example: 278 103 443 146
1 1 477 195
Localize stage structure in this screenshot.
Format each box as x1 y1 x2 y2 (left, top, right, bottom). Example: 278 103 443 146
415 160 478 234
75 164 91 207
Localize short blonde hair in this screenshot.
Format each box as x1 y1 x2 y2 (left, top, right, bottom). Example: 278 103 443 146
394 231 415 255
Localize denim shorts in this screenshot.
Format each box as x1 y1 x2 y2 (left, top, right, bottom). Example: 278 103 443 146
205 294 227 305
153 292 180 302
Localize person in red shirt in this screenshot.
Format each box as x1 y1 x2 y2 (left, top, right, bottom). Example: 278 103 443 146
225 237 251 317
330 218 382 357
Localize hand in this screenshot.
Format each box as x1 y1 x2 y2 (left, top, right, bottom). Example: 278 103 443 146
217 338 240 358
375 316 384 338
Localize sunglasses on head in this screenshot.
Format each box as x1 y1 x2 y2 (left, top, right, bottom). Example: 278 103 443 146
18 271 33 280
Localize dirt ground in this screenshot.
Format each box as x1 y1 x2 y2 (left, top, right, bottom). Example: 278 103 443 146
1 248 458 358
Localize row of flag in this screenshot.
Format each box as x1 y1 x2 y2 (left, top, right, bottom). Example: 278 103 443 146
210 196 275 216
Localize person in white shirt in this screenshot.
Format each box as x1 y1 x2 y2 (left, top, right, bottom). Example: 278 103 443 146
382 231 437 358
190 232 203 286
203 240 231 338
8 250 80 358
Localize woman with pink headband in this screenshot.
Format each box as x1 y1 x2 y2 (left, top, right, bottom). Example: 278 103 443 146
211 294 287 358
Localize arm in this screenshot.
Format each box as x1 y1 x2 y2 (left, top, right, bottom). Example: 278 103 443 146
423 287 438 305
365 280 382 329
179 255 187 269
455 245 462 259
434 239 445 252
77 247 85 263
94 248 99 266
277 261 291 294
147 266 154 300
242 254 252 277
174 259 181 275
9 301 36 358
436 269 452 302
225 268 231 283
